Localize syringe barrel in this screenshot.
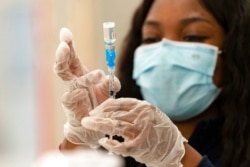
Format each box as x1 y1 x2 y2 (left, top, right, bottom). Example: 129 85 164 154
106 48 116 70
103 22 116 69
103 22 117 99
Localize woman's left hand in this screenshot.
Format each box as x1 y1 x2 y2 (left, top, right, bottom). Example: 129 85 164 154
81 98 187 167
54 27 121 148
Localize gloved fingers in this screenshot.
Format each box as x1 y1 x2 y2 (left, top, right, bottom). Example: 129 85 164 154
62 88 88 106
64 122 105 148
81 117 140 140
98 137 139 156
89 98 139 117
70 69 106 90
81 98 187 167
54 41 85 81
89 98 155 123
59 27 73 43
94 75 121 101
99 75 121 94
59 28 83 72
54 41 73 80
54 28 88 81
64 123 87 144
62 89 92 120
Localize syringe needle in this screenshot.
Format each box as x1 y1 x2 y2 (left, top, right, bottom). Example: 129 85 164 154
109 70 115 98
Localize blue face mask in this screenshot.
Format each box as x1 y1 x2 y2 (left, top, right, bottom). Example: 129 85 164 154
133 38 221 121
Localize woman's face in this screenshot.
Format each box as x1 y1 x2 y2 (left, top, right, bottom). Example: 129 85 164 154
142 0 224 86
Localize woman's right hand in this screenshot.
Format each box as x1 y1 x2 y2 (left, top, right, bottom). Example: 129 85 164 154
81 98 188 167
54 28 121 148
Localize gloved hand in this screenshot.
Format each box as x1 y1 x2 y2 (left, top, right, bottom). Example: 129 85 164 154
81 98 187 167
54 27 121 148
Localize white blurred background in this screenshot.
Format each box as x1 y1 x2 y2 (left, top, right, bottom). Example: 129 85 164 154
0 0 141 166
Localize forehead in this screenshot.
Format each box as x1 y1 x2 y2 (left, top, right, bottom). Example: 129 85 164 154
146 0 217 25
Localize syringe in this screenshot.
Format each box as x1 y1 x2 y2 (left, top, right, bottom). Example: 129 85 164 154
103 22 116 98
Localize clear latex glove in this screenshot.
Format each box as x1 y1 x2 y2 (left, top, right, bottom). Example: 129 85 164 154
54 27 121 148
81 98 187 167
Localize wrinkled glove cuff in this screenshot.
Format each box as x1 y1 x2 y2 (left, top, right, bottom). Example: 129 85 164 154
147 131 187 167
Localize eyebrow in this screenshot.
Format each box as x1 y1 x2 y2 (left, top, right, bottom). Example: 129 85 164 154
143 16 212 27
143 20 160 27
180 17 211 26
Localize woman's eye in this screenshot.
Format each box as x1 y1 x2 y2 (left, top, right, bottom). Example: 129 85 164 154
141 38 159 44
183 35 208 42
